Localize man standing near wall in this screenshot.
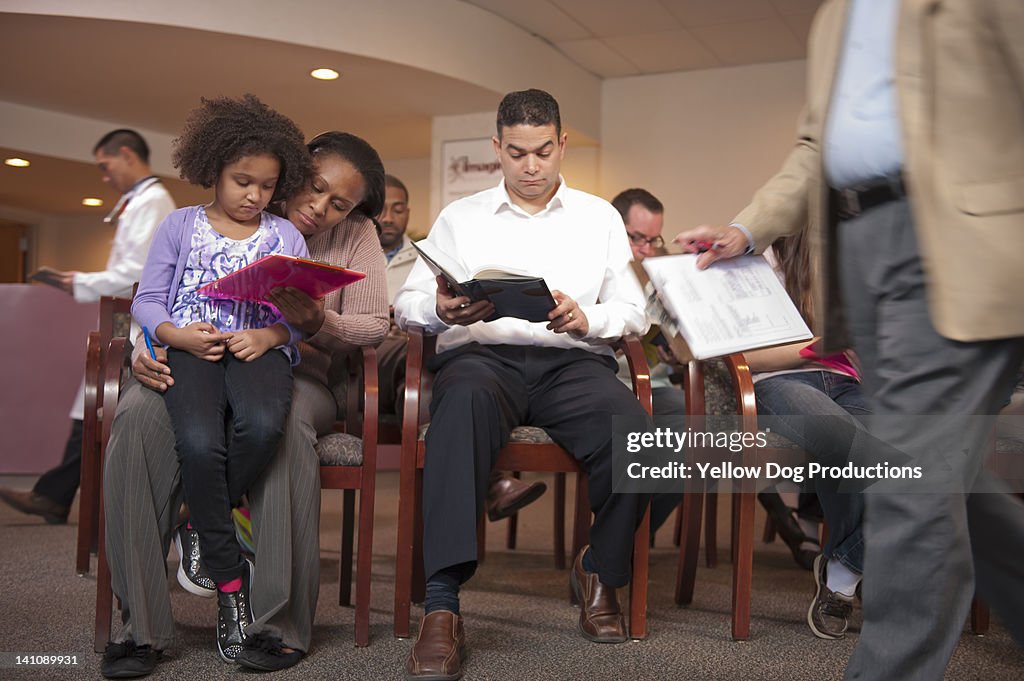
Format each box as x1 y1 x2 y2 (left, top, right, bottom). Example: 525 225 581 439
0 129 175 524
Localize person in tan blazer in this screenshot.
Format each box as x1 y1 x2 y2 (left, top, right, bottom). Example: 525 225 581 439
678 1 1024 679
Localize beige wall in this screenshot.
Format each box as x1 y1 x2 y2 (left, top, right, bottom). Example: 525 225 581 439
599 60 807 245
380 157 431 241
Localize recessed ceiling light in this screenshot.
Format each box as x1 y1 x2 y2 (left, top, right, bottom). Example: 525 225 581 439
310 68 340 81
82 198 104 207
4 157 30 168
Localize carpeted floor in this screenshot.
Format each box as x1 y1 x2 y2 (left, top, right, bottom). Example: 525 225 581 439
0 471 1021 680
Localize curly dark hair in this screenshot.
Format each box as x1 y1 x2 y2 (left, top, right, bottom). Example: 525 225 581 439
172 94 312 203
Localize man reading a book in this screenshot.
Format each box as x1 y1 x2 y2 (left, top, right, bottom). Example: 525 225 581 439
394 89 652 680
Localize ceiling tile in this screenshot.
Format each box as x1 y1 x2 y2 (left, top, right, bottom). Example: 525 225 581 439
461 0 593 42
690 18 806 67
780 12 817 45
660 0 777 28
555 39 641 77
604 30 721 74
550 0 680 38
770 0 825 16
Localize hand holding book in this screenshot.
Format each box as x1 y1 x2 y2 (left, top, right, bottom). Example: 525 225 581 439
434 275 496 326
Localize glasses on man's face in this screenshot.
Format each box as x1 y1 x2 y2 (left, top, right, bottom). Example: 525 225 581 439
627 231 664 249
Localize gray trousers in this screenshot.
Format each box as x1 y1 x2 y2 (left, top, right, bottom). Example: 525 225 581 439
103 373 334 652
838 199 1024 681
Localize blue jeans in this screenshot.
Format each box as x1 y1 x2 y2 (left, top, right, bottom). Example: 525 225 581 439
754 371 869 574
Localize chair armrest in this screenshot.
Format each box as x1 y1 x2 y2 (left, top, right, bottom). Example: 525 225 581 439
616 335 653 416
99 337 130 454
359 345 379 469
722 354 758 430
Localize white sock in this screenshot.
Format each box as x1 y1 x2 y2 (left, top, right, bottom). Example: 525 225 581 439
826 558 860 597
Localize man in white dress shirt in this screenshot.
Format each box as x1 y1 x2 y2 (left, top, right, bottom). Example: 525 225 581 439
394 89 651 680
0 129 175 524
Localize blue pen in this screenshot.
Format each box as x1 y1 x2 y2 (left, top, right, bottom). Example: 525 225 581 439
142 326 158 360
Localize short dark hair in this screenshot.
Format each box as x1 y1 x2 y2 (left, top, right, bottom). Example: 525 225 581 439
93 129 150 164
308 131 386 220
611 188 664 224
384 174 409 202
496 89 561 138
172 94 312 203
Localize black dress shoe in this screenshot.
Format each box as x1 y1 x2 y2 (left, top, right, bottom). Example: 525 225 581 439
0 487 68 524
217 559 254 662
100 640 162 678
757 492 819 571
235 631 303 671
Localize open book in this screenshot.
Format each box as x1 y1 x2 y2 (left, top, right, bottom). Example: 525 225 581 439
638 253 812 361
197 254 365 303
412 241 556 323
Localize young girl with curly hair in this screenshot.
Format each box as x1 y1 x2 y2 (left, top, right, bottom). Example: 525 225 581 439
131 93 312 662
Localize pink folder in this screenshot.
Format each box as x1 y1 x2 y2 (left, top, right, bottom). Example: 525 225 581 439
197 254 365 303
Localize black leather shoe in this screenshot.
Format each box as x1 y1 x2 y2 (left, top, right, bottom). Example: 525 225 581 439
236 631 303 671
758 492 819 571
174 525 216 598
100 640 162 678
217 559 254 662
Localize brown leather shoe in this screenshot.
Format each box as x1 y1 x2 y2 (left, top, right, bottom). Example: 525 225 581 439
485 471 547 521
0 487 68 524
570 546 627 643
405 610 466 680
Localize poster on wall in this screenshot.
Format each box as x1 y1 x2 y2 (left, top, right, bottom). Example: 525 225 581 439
441 138 502 209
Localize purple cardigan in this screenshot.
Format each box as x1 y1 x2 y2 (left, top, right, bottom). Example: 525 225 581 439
132 205 309 349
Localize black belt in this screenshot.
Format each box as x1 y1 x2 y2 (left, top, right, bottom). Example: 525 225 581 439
834 175 906 219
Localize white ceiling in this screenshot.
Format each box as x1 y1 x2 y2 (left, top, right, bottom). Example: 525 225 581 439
462 0 822 77
0 3 821 215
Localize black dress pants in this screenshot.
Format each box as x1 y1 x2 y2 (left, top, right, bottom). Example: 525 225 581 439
422 343 651 589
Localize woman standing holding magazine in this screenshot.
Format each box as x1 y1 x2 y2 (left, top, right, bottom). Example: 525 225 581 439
101 131 389 677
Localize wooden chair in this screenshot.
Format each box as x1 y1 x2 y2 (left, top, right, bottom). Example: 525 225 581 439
94 342 382 650
318 345 380 647
77 295 132 575
393 328 653 640
674 354 809 641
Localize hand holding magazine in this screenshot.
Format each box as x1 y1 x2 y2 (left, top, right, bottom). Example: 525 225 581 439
412 241 557 323
639 253 812 361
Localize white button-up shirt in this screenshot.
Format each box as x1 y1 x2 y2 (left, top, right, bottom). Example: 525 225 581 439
73 177 176 302
394 178 649 356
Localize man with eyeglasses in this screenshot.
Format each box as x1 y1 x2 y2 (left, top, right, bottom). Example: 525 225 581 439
610 189 687 536
612 188 665 261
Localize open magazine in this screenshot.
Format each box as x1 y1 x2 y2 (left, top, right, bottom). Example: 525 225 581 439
638 253 812 361
197 254 365 303
412 241 556 323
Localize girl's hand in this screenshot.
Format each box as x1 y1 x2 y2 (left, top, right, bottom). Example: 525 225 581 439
158 322 230 361
227 325 289 362
267 287 325 335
